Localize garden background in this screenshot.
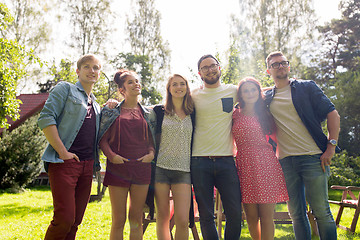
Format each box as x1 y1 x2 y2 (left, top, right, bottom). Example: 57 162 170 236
1 0 360 238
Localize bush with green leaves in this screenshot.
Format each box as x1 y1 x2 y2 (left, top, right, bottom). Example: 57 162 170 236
0 114 47 190
329 150 360 186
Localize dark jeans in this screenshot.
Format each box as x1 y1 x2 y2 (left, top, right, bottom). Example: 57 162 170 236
44 159 93 240
191 156 242 240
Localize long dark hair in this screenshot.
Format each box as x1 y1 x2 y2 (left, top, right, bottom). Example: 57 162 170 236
237 77 276 135
165 74 194 115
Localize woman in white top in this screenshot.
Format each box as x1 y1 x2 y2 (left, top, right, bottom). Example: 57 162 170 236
153 74 195 240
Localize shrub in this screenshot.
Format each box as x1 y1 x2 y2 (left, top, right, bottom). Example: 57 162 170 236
0 114 47 190
329 150 360 186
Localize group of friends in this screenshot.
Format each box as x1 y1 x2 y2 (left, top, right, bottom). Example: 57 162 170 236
38 51 341 240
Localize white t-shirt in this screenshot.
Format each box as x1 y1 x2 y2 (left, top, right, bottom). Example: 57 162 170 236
192 84 237 156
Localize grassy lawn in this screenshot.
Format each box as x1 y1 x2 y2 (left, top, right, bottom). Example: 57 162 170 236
0 183 360 239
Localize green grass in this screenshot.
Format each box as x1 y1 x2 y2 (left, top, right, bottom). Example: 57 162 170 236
0 183 360 239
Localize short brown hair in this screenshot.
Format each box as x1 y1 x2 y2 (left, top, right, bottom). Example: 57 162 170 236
76 54 101 70
266 51 285 68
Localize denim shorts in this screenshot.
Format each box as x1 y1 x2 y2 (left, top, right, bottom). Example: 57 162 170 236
155 166 191 185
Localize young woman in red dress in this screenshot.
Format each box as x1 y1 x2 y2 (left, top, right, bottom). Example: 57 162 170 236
99 69 155 240
232 77 288 240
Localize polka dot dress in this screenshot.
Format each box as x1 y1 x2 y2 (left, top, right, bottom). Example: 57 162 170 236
232 109 289 204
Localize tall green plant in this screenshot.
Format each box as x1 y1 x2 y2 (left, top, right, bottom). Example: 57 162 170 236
329 151 360 186
0 114 47 190
236 0 315 77
0 3 38 129
66 0 114 57
125 0 170 104
329 71 360 156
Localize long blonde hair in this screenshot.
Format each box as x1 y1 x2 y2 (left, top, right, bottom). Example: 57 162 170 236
165 74 194 115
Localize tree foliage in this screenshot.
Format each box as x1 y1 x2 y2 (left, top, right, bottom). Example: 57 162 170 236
222 41 242 85
0 3 38 129
235 0 315 77
0 0 51 54
38 59 78 93
329 150 360 186
0 114 47 190
125 0 170 104
66 0 114 56
38 58 110 106
312 0 360 84
111 53 162 105
308 0 360 156
126 0 170 72
329 71 360 156
0 0 49 92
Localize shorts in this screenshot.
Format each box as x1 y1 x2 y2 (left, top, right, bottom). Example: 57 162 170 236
103 159 151 187
155 166 191 185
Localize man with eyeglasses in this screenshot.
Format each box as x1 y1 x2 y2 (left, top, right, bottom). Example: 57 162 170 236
265 51 340 240
191 54 242 240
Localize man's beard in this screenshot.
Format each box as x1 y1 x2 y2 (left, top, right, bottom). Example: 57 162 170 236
276 71 288 80
202 71 221 85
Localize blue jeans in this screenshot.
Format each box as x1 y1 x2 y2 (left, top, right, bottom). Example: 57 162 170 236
191 156 242 240
280 155 337 240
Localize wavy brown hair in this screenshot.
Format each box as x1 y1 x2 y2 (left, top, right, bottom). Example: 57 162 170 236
165 74 194 116
237 77 276 135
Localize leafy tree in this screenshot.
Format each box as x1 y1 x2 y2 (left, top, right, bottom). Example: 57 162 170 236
0 3 38 129
306 0 360 156
125 0 170 104
38 59 78 93
311 0 360 85
0 0 51 54
1 0 50 92
328 71 360 156
236 0 315 77
111 53 162 105
0 114 47 190
66 0 114 57
222 15 271 86
38 58 110 106
222 41 242 85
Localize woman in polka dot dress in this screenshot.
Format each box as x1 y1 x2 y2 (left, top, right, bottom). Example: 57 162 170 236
232 77 288 240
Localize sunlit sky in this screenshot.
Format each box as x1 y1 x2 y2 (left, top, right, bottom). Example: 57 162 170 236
5 0 342 92
156 0 341 81
56 0 341 83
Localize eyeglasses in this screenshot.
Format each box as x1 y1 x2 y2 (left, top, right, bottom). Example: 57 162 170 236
200 63 219 72
270 61 290 69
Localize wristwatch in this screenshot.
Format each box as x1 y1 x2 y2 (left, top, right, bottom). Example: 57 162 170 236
328 139 337 146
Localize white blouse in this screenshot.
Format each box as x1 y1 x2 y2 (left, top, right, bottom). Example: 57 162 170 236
156 114 192 172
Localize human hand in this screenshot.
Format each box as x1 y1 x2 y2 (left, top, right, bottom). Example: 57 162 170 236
320 147 336 172
110 155 129 164
137 152 154 163
59 151 80 162
103 99 119 109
